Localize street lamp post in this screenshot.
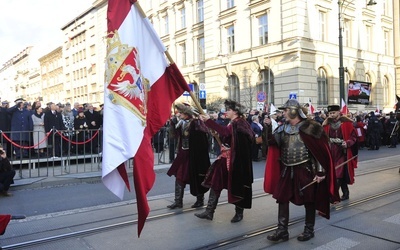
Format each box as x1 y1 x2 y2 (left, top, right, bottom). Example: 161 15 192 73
338 0 376 103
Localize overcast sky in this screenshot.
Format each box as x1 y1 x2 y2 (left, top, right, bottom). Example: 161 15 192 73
0 0 93 64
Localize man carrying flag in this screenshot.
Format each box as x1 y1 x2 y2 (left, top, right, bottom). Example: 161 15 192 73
103 0 190 236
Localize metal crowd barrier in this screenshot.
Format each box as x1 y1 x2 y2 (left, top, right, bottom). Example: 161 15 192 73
0 127 218 180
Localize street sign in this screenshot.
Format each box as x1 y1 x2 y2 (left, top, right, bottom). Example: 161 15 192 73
199 83 206 90
199 90 206 99
183 83 194 96
257 91 266 102
289 92 297 99
257 102 264 111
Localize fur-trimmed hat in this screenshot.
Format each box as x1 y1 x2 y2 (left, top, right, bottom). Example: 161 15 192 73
175 103 193 117
327 105 340 112
224 99 247 116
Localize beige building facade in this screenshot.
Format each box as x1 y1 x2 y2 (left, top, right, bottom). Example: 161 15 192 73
1 0 399 113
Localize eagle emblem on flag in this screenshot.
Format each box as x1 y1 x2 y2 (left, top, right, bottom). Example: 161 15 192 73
105 31 149 124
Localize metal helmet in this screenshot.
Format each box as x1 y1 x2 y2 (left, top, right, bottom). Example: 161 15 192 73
278 99 307 119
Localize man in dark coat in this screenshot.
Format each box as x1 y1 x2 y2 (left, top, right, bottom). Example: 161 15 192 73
196 99 254 223
8 99 33 158
44 103 65 157
166 103 210 209
0 144 15 197
0 101 12 156
265 99 339 242
84 103 102 153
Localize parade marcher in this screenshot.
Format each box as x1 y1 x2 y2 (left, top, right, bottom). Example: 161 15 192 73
322 105 358 201
265 99 339 242
385 112 398 148
166 103 210 209
195 99 253 223
0 144 15 197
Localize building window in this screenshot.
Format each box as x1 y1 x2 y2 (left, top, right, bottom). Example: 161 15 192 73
258 14 268 45
197 0 204 23
163 15 169 35
180 8 186 29
228 74 240 102
227 25 235 53
384 30 389 55
366 25 372 51
317 68 328 106
258 69 274 103
197 37 205 62
227 0 234 9
383 76 389 106
343 19 351 47
179 42 186 66
318 11 326 41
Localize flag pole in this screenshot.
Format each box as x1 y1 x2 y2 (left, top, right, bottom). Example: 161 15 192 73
133 0 221 146
134 1 205 114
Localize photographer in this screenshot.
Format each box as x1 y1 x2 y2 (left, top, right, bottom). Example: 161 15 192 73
0 144 15 197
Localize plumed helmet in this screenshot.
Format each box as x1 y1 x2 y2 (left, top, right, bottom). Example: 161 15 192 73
175 103 193 117
278 99 307 119
224 99 247 116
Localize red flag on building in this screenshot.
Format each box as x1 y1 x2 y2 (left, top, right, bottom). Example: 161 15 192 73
103 0 190 236
341 98 349 115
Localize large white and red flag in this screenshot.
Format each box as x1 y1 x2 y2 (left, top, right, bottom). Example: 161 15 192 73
341 98 349 115
103 0 190 236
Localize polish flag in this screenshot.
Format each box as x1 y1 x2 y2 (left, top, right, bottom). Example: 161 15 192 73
103 0 190 236
308 102 315 114
341 98 349 115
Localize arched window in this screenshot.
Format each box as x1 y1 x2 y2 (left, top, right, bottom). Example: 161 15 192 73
257 69 274 103
317 68 328 105
383 76 389 106
228 74 240 101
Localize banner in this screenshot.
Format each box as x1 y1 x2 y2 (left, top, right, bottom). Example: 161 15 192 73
347 80 371 105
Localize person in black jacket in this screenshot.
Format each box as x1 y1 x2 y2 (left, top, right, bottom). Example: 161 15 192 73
44 103 65 157
84 103 102 153
0 144 15 197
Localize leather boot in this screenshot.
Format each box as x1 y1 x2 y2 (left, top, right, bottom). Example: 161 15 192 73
230 206 244 223
340 181 349 200
195 189 219 220
297 203 315 241
167 181 184 209
191 193 204 208
267 203 289 242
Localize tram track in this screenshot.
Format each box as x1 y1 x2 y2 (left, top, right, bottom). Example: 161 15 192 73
2 164 399 249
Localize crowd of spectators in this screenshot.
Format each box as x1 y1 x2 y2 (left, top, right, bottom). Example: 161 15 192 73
0 98 103 159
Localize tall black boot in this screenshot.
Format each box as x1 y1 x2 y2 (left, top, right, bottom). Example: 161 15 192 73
297 203 315 241
340 181 349 201
231 206 244 223
195 189 219 220
267 203 289 242
191 193 205 208
167 181 184 209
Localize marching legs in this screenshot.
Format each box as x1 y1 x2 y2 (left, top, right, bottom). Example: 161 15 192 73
267 202 289 242
167 181 184 209
194 189 219 220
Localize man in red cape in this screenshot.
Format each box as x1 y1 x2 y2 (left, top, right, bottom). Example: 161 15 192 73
264 99 339 242
322 105 358 200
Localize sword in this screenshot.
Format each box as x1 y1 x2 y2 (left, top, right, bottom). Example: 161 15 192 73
300 155 358 191
390 120 398 139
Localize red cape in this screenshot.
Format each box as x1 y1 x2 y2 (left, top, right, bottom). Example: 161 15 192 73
264 123 339 219
323 120 358 184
